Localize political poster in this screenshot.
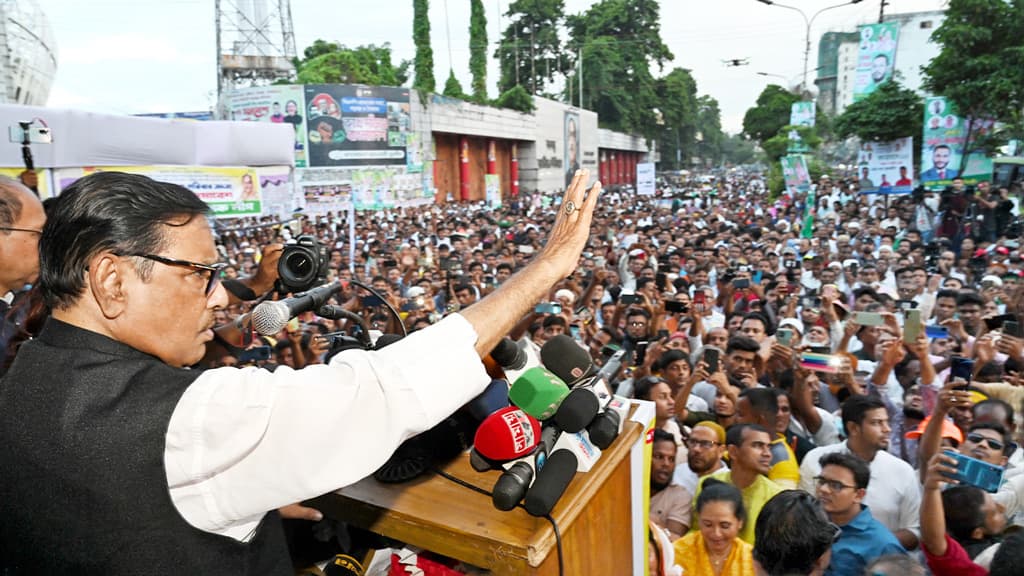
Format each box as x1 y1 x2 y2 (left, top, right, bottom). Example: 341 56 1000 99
790 102 816 127
921 96 995 189
780 155 811 193
225 86 308 167
303 84 410 168
855 137 914 194
54 166 266 217
636 162 656 196
257 168 296 220
295 166 429 215
854 22 899 101
485 174 502 208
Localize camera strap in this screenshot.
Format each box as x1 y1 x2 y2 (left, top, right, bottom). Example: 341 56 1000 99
222 279 258 301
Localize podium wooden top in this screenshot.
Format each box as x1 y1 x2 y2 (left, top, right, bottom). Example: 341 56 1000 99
310 417 644 572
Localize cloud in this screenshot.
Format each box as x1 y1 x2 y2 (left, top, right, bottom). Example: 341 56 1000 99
61 34 204 66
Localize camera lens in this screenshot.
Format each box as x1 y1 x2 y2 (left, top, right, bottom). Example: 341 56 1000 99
285 252 314 279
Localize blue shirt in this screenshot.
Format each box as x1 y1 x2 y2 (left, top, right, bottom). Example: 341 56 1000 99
825 505 906 576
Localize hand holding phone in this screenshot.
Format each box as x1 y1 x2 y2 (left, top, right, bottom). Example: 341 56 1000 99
941 449 1004 493
702 347 721 374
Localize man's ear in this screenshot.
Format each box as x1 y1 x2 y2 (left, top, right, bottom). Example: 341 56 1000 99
89 252 130 319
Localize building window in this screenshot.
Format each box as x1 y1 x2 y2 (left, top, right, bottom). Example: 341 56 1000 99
920 20 933 29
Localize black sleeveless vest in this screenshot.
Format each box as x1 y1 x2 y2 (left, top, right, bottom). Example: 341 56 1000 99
0 319 291 574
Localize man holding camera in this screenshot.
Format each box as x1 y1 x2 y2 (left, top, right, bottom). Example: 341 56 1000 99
0 169 601 573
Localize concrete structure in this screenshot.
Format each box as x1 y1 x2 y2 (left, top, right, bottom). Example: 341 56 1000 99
0 0 56 106
815 10 945 115
215 0 297 112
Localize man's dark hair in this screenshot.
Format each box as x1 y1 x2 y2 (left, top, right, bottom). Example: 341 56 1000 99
634 376 666 402
542 315 567 329
738 388 778 427
935 288 959 301
652 428 675 447
725 335 760 355
453 283 473 294
39 172 210 310
841 395 887 432
741 312 770 333
0 176 28 227
934 144 951 154
725 422 769 447
852 286 880 302
753 490 835 576
696 478 746 523
973 398 1015 428
658 349 690 371
496 262 513 274
968 422 1014 456
990 530 1024 576
956 291 985 308
626 307 651 320
942 485 986 543
818 452 870 490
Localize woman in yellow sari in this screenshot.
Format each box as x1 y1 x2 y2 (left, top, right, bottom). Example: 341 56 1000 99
673 479 755 576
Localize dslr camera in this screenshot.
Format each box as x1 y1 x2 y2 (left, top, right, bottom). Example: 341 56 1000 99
278 234 329 293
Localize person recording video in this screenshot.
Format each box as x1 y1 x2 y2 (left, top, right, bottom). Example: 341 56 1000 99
0 169 602 573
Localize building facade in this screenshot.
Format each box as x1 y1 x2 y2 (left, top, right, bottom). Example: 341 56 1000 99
0 0 56 106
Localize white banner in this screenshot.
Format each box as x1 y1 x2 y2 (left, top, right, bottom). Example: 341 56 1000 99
636 162 656 196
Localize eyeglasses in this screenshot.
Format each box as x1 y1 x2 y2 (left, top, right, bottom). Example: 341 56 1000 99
0 226 42 235
130 253 227 296
814 476 858 492
629 321 647 327
966 433 1005 451
686 438 720 450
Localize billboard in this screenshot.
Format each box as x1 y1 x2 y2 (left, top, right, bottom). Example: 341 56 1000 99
54 166 268 218
856 137 914 194
780 155 811 193
854 22 899 101
636 162 656 196
790 102 815 127
921 96 994 189
303 84 410 168
564 111 580 187
226 86 308 167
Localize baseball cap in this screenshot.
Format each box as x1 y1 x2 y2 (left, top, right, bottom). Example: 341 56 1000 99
905 416 964 445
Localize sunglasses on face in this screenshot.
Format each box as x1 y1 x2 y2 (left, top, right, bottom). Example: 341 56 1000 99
966 432 1005 451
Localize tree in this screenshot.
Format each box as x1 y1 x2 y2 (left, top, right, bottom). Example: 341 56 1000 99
294 42 408 85
442 70 466 100
834 80 924 164
696 96 724 165
494 0 568 96
566 0 673 138
413 0 436 93
922 0 1024 163
469 0 488 103
742 85 800 144
655 67 699 170
762 125 822 161
720 134 759 166
494 85 535 113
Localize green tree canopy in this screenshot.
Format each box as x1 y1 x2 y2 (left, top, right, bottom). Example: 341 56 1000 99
413 0 436 93
294 42 408 85
696 95 724 165
442 70 466 100
762 125 821 161
494 85 536 113
834 80 923 142
742 85 800 144
495 0 568 96
655 67 698 170
469 0 488 102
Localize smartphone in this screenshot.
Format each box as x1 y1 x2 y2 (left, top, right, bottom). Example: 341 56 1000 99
808 345 832 355
822 284 838 300
926 325 950 339
942 449 1005 493
950 356 975 384
904 309 922 344
985 314 1016 331
800 351 842 373
802 296 822 309
702 347 721 373
1006 321 1023 338
665 300 689 314
238 346 271 364
733 278 750 290
693 292 707 306
614 291 638 305
656 272 668 291
286 316 301 333
382 259 398 268
361 295 385 308
635 341 649 366
777 328 794 347
854 312 885 326
601 344 621 358
534 302 563 315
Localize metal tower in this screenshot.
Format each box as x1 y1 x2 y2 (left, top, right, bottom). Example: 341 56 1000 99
214 0 298 115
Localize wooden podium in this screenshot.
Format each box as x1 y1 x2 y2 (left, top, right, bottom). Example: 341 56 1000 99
309 418 645 576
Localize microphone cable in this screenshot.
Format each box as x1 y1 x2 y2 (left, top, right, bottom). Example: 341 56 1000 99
432 468 565 576
347 280 407 338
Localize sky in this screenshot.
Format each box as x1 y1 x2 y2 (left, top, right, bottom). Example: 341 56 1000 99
38 0 948 133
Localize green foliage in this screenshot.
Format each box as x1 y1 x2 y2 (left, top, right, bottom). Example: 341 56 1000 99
294 42 406 85
469 0 488 102
495 0 569 96
834 80 924 165
696 96 724 165
413 0 436 93
720 134 759 166
922 0 1024 157
742 85 800 144
566 0 673 138
762 126 821 162
442 70 466 99
655 67 699 170
493 85 535 113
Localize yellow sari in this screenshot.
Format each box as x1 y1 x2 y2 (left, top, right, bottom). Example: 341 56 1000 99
672 531 755 576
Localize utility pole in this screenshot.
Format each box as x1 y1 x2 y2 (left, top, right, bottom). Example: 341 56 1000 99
878 0 887 23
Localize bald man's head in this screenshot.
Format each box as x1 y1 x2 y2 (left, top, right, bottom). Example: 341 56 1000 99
0 177 45 293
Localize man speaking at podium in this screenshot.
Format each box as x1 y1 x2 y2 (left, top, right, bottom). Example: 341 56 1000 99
0 169 601 574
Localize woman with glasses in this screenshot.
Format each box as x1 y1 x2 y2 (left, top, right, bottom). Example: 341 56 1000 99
673 479 755 576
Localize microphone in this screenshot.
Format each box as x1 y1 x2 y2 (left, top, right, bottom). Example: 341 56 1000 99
472 406 541 463
490 338 542 383
491 424 558 511
464 379 511 422
552 388 600 433
251 281 345 335
541 335 595 386
587 395 629 450
550 428 603 472
508 367 571 421
524 449 578 516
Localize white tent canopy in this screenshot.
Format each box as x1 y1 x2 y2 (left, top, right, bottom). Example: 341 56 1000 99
0 105 295 169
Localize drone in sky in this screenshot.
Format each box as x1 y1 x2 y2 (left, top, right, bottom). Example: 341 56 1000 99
722 58 750 67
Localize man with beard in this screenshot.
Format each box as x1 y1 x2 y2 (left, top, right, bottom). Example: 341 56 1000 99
691 423 783 545
673 421 728 495
649 429 692 541
799 395 921 550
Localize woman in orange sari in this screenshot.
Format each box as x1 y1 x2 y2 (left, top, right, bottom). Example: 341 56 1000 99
673 479 755 576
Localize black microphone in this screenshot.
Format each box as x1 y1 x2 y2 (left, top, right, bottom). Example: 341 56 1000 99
524 449 578 516
552 388 600 433
251 281 345 335
540 335 595 386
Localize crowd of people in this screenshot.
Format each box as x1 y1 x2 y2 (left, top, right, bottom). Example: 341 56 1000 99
4 167 1024 575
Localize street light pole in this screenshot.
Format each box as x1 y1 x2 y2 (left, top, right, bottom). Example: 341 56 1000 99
755 0 863 94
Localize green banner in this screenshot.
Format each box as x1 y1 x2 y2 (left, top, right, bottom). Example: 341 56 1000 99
854 22 899 101
920 96 994 189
